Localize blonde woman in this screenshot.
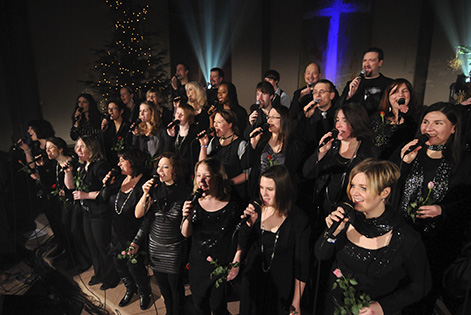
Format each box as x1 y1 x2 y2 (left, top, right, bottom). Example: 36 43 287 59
131 100 172 158
186 81 209 132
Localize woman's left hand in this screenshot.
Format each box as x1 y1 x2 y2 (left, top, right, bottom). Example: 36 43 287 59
128 242 139 255
359 301 383 315
73 190 88 200
227 263 239 281
417 204 442 219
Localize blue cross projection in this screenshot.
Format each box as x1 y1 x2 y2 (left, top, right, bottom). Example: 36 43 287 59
304 0 369 84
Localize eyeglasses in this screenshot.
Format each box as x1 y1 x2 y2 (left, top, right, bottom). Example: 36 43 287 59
312 90 330 95
267 116 281 120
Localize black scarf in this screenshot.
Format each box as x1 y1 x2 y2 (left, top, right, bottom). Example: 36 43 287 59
349 204 400 238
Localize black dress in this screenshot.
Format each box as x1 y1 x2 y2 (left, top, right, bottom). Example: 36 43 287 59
103 174 150 290
145 181 192 273
189 200 240 315
239 206 310 315
315 220 432 314
141 181 192 315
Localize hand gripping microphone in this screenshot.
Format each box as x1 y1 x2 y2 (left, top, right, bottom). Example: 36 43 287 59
305 99 320 112
188 188 204 222
167 119 181 129
236 199 262 230
318 129 339 149
103 168 120 187
196 127 216 139
403 133 430 156
325 200 355 239
250 123 270 138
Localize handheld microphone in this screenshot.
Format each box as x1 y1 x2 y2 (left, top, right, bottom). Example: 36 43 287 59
103 168 120 187
325 200 355 239
103 113 111 121
403 133 430 156
308 81 314 88
29 152 47 164
12 137 26 150
319 129 339 148
74 107 84 122
61 155 78 171
167 119 181 129
398 98 406 120
236 199 262 229
188 188 204 222
129 118 142 133
305 99 320 112
250 123 270 138
147 173 160 197
196 127 215 139
359 69 366 78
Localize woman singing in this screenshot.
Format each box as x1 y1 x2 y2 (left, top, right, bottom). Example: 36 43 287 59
395 102 471 313
199 109 248 201
131 100 172 158
371 78 419 159
64 135 120 290
167 103 200 170
303 103 379 218
70 93 102 141
101 100 130 167
244 105 305 200
45 137 91 271
181 158 241 315
135 152 192 315
101 149 151 310
238 165 310 315
316 159 431 314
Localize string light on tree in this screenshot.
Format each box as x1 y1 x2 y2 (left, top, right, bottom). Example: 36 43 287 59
82 0 169 110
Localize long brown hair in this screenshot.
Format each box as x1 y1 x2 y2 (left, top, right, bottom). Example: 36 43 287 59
193 158 231 201
260 165 293 216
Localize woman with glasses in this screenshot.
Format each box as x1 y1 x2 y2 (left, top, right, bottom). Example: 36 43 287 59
101 100 130 167
198 109 249 201
243 105 305 200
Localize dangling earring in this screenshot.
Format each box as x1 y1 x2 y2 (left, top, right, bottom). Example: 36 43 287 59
381 198 385 202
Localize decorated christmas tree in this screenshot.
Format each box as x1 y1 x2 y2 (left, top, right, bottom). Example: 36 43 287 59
82 0 169 109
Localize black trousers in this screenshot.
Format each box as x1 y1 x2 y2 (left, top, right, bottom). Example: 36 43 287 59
154 271 185 315
82 212 119 285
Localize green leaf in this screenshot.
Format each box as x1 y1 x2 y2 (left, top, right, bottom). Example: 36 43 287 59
352 304 359 315
340 309 347 315
131 258 137 264
349 278 358 285
332 282 338 290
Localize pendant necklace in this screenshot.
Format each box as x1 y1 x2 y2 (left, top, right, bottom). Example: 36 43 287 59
115 188 134 215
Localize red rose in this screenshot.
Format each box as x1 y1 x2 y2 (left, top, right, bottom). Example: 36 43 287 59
380 111 385 118
18 160 22 163
118 136 122 140
267 154 272 160
52 184 57 189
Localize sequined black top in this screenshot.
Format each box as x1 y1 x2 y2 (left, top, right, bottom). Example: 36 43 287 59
189 200 240 265
315 221 431 314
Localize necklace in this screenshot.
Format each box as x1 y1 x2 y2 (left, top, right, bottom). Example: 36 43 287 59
428 144 445 151
114 188 134 215
220 133 234 140
261 207 282 273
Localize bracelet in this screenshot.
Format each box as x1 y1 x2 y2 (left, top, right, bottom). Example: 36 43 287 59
200 145 208 148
